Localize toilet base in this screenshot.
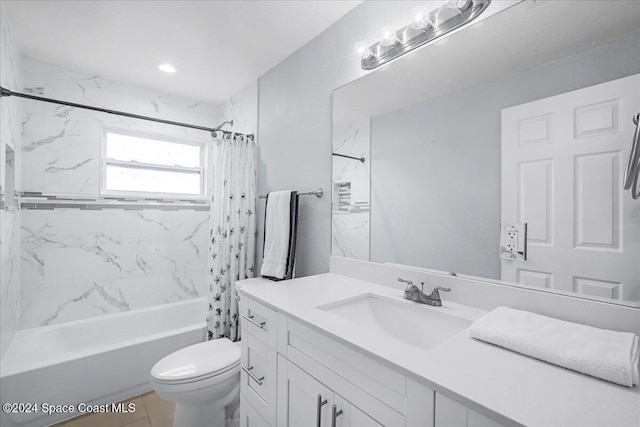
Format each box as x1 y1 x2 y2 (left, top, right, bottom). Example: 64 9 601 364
171 385 240 427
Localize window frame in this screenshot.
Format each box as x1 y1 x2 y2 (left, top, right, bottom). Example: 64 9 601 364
100 126 208 200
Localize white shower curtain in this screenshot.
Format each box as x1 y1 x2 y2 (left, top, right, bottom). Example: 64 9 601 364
206 133 256 341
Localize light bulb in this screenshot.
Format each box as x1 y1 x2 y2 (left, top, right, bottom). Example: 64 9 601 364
158 63 176 73
379 25 399 47
353 41 373 60
410 5 432 30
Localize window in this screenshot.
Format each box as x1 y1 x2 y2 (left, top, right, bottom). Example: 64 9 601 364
102 129 206 199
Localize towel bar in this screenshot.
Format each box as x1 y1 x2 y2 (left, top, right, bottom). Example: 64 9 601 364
259 189 323 199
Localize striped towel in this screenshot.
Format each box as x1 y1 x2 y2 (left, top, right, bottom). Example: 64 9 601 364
261 191 298 280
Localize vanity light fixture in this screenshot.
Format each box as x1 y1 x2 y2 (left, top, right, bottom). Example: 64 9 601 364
158 63 176 73
409 5 432 30
359 0 491 70
353 41 374 60
379 25 400 47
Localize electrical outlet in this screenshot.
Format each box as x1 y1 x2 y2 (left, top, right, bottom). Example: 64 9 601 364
505 225 518 252
500 222 527 261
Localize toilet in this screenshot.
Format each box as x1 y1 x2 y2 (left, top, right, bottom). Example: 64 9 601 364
151 338 241 427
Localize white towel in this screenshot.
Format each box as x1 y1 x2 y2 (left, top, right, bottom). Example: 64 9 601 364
261 191 293 280
468 306 640 387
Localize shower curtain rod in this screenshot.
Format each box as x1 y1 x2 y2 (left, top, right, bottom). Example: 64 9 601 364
0 86 254 140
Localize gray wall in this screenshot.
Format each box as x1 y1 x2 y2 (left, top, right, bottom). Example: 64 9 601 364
256 1 426 276
370 33 640 278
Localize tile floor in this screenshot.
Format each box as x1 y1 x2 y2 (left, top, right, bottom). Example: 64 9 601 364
51 392 174 427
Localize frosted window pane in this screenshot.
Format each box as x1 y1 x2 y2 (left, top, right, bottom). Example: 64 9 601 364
106 132 201 167
105 165 201 195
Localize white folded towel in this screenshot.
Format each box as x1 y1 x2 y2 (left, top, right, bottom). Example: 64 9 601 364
261 191 294 280
468 306 640 387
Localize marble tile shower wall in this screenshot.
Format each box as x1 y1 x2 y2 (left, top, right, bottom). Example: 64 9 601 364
222 81 258 137
0 211 20 357
20 209 210 328
0 3 22 359
331 118 370 261
18 58 228 329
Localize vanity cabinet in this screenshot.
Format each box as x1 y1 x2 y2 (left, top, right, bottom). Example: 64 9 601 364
239 294 504 427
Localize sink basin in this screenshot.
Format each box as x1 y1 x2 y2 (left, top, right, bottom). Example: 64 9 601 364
318 294 472 350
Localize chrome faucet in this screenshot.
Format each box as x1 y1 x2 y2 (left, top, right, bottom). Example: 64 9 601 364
398 278 451 307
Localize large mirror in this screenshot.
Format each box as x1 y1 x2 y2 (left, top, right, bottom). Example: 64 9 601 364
332 0 640 307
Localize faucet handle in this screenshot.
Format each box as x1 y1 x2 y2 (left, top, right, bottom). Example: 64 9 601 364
398 278 421 292
429 286 451 301
397 278 413 288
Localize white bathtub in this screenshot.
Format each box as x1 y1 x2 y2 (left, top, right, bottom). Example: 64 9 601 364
0 298 207 427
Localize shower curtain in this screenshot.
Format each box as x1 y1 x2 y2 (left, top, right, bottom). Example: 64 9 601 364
206 133 257 341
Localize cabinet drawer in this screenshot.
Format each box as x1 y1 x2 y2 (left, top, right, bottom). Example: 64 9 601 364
240 397 270 427
241 331 277 426
240 296 278 349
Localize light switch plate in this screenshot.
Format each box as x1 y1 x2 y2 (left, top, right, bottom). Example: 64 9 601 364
500 222 527 261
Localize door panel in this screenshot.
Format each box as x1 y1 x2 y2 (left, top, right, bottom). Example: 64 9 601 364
278 358 332 427
468 409 505 427
333 394 383 427
435 392 467 427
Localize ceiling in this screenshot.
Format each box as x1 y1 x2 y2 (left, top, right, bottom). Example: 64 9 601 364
3 0 362 104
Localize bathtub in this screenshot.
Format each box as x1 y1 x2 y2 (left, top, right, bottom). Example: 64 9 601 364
0 298 207 427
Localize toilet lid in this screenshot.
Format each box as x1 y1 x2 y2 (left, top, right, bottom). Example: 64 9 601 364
151 338 241 383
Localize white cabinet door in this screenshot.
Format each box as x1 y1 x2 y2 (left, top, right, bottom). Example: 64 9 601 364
277 357 391 427
406 378 435 427
332 394 382 427
435 392 467 427
501 74 640 300
277 357 333 427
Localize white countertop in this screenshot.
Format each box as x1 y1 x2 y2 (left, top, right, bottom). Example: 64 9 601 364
237 273 640 427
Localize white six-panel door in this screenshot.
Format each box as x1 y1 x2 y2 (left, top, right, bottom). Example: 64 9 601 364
501 74 640 302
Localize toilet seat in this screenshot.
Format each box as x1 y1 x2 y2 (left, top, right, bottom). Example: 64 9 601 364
151 338 241 385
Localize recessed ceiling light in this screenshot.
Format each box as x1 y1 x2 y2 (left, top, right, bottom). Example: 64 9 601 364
158 63 176 73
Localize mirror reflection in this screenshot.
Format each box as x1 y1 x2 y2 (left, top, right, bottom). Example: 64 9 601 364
332 1 640 306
